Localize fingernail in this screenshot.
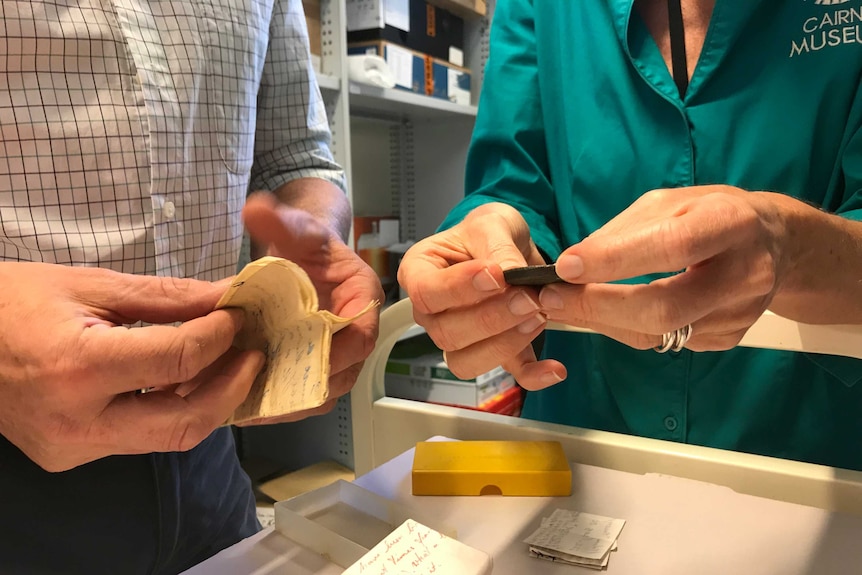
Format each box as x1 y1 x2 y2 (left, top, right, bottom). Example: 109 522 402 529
556 255 584 280
517 313 546 334
539 287 564 310
508 292 540 316
472 267 501 291
540 370 564 386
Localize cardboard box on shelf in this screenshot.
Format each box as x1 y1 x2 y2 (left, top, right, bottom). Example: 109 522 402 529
353 216 399 285
432 384 524 417
385 333 515 407
346 0 464 64
426 0 486 19
353 215 400 301
430 57 471 105
348 41 427 96
386 332 504 384
353 215 400 249
385 369 515 408
302 0 321 57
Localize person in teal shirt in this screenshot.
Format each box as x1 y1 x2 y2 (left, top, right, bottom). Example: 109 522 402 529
397 0 862 471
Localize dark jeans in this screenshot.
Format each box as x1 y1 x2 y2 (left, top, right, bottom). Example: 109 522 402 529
0 427 260 575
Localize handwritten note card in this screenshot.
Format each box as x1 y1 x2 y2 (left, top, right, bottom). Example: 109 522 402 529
524 509 625 570
216 257 377 425
342 519 492 575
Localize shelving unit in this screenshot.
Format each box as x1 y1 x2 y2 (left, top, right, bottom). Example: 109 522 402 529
239 0 495 477
348 81 477 120
316 72 341 92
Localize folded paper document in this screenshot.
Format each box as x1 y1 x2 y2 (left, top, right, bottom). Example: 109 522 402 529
524 509 626 570
216 257 378 425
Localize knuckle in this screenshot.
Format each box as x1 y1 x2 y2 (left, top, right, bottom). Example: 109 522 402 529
641 188 675 207
34 451 75 473
29 415 83 471
168 415 213 452
316 399 337 416
657 220 698 264
751 257 777 296
694 331 745 352
169 336 205 383
596 238 626 276
408 284 435 315
568 291 597 322
740 305 767 329
427 321 459 353
469 202 517 222
485 342 521 374
360 325 378 359
446 360 478 381
43 412 79 447
165 275 197 298
330 363 363 397
474 306 506 338
653 299 685 332
629 333 657 351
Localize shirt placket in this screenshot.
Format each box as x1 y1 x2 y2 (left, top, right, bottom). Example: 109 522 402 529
112 0 183 277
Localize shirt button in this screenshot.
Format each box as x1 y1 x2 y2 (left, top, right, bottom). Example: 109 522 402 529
163 201 176 220
664 416 678 432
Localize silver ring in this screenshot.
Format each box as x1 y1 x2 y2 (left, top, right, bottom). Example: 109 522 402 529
654 324 693 353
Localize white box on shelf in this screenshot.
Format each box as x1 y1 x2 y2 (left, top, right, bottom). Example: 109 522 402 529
385 370 515 407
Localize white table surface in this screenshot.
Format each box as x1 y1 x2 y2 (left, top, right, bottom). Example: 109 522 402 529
183 439 862 574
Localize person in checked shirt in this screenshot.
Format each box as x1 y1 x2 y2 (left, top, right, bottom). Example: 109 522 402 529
0 1 382 573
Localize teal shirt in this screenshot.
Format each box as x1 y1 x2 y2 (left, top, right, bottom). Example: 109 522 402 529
440 0 862 470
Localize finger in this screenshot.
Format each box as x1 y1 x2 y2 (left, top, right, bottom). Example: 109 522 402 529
327 361 364 400
685 327 749 352
547 315 662 351
330 264 385 318
79 308 247 393
326 266 381 377
171 344 248 397
441 322 547 381
541 252 763 335
399 206 541 315
460 204 541 269
545 299 764 353
73 269 229 325
243 191 331 259
415 288 544 351
683 302 769 352
556 195 752 283
330 323 375 377
402 258 508 316
97 348 264 453
501 345 566 392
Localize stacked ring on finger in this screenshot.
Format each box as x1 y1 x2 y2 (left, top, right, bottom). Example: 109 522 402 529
654 324 693 353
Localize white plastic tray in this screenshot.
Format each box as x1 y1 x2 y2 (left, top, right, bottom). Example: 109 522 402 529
273 479 455 568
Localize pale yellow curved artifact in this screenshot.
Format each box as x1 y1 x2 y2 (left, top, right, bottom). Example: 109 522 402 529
216 256 378 425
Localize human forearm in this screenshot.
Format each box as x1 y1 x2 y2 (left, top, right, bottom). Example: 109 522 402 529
766 192 862 324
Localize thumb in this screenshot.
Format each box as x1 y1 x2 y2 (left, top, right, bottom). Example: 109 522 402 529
460 202 538 270
243 191 331 259
74 268 229 324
